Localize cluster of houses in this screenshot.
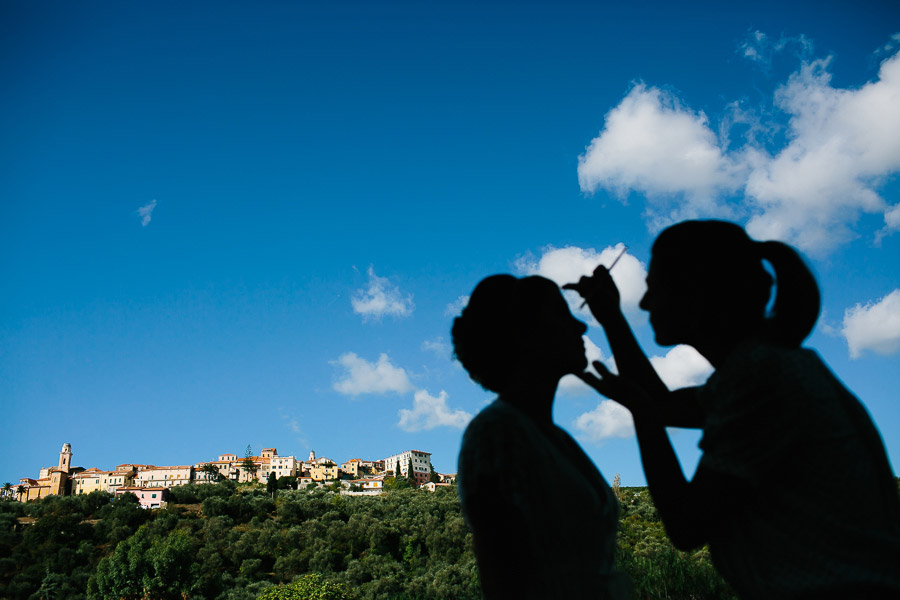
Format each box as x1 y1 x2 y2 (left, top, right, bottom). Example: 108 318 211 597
2 444 455 509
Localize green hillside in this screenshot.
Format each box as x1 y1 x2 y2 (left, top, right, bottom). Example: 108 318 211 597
1 482 742 599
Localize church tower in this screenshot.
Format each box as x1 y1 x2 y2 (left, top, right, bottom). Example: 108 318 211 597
308 450 316 462
58 443 72 474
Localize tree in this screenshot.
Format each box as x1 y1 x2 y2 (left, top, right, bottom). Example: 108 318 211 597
242 445 259 482
200 463 223 483
1 482 11 500
255 573 352 600
394 463 401 479
277 475 298 490
429 464 440 484
267 472 278 498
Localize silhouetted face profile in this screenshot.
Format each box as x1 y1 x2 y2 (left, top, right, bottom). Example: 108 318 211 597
639 256 699 347
531 279 589 378
452 275 588 394
639 220 778 349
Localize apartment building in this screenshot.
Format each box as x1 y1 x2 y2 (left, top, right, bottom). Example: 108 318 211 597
134 465 193 488
383 450 432 486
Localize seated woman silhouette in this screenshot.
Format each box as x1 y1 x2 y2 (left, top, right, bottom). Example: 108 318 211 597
567 220 900 600
453 275 631 600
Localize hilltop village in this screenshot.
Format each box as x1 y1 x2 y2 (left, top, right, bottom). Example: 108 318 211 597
3 443 455 508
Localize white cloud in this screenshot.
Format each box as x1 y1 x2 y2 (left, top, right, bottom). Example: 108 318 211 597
332 352 414 395
579 42 900 254
351 266 414 321
137 199 157 227
573 400 634 442
515 244 647 320
649 345 714 390
398 389 472 432
877 203 900 243
745 51 900 251
570 344 710 442
841 289 900 358
577 85 743 228
333 351 471 432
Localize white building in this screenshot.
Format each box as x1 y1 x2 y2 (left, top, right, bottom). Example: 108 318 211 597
383 450 432 486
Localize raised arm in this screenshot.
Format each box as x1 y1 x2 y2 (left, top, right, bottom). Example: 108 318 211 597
566 266 703 428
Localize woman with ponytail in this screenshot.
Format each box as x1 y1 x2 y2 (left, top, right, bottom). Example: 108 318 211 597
567 220 900 600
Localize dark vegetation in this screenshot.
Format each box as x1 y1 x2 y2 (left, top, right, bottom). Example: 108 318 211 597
5 479 824 599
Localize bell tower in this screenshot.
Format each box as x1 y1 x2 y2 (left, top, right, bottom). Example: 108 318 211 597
58 443 72 474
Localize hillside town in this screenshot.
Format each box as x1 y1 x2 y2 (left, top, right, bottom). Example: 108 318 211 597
1 443 455 508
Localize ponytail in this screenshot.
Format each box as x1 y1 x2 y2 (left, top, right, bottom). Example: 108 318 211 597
757 241 820 347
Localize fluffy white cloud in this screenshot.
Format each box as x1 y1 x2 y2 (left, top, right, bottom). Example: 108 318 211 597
137 199 157 227
332 352 414 395
515 244 647 319
579 42 900 254
649 345 714 390
841 289 900 358
578 85 743 227
398 389 472 432
745 51 900 251
573 400 634 442
352 266 414 321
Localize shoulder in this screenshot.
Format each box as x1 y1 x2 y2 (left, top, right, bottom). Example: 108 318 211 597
459 401 535 465
704 342 828 397
462 400 528 443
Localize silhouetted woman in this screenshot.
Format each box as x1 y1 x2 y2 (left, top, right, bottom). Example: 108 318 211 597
568 220 900 600
453 275 631 600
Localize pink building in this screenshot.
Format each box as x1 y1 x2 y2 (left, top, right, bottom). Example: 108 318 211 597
116 486 168 509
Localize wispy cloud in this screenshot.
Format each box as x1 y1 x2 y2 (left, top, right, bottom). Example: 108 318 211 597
841 289 900 358
332 352 414 395
578 40 900 254
398 389 472 432
137 199 157 227
422 337 452 360
739 30 812 72
279 409 310 448
445 295 470 318
351 266 414 321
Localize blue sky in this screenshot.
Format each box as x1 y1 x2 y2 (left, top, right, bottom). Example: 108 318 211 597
2 1 899 486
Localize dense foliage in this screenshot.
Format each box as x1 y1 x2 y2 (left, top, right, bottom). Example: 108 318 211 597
0 482 755 599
